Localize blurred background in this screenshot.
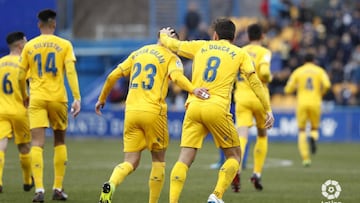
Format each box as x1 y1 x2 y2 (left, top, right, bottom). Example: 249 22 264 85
0 0 359 141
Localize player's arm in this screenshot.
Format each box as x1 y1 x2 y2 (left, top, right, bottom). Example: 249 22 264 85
168 57 209 99
18 46 30 102
95 58 132 115
258 52 272 83
65 61 82 117
18 68 28 102
65 61 81 101
321 70 331 96
284 72 296 94
159 29 205 59
242 51 274 128
65 43 81 117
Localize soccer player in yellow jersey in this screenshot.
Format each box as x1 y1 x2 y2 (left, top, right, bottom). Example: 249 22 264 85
284 53 331 167
232 23 272 192
18 9 81 202
159 18 274 203
0 32 33 193
95 29 209 203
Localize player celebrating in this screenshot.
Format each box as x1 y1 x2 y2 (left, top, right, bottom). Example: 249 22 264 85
96 29 209 203
18 9 81 202
0 32 33 193
232 23 273 192
284 52 331 167
159 18 274 203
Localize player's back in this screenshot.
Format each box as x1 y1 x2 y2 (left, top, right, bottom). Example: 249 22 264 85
125 44 180 115
187 40 250 111
0 55 26 115
235 44 271 102
292 63 328 106
20 34 75 102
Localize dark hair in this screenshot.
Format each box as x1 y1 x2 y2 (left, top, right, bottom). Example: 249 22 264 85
247 24 262 41
158 27 179 39
6 32 25 45
38 9 56 22
212 18 235 41
304 53 314 62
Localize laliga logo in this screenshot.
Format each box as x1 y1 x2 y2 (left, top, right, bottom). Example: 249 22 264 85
321 180 342 202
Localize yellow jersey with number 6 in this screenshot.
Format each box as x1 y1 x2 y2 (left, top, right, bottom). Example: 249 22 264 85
0 55 27 115
19 34 76 102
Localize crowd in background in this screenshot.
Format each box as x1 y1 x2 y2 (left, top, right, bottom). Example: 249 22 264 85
110 0 360 110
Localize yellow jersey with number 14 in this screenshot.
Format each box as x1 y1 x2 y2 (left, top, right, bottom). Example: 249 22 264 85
19 34 77 102
0 55 27 115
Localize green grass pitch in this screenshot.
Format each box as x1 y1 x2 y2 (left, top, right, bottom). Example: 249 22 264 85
1 137 359 203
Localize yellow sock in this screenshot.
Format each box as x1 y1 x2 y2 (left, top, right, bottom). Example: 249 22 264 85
239 136 248 171
149 162 165 203
31 146 44 190
213 158 239 199
19 153 32 184
0 151 4 186
253 136 268 175
170 162 188 203
109 162 134 186
310 130 319 141
298 131 310 161
53 145 67 190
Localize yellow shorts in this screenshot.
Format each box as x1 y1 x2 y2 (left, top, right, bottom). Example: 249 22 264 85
0 113 31 144
235 97 266 128
123 111 168 152
181 101 239 149
29 99 68 130
296 104 321 129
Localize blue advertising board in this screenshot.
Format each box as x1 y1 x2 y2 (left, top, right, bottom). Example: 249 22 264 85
67 108 360 142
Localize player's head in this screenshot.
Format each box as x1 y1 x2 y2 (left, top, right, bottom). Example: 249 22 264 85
158 27 179 39
304 52 315 63
211 18 235 41
37 9 57 29
247 23 263 41
6 32 27 52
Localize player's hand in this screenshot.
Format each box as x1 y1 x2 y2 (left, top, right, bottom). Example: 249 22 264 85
71 100 81 118
193 87 210 100
95 101 105 116
159 27 176 38
264 111 274 129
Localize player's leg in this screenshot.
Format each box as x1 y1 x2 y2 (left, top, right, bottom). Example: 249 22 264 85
297 106 311 166
231 103 252 192
31 127 46 202
48 101 69 200
13 113 33 192
170 103 205 203
251 106 268 191
149 150 166 203
0 137 8 193
205 104 240 201
250 128 267 191
147 113 168 203
0 118 12 193
28 99 48 202
100 152 139 203
309 105 321 154
99 111 144 203
170 147 197 203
